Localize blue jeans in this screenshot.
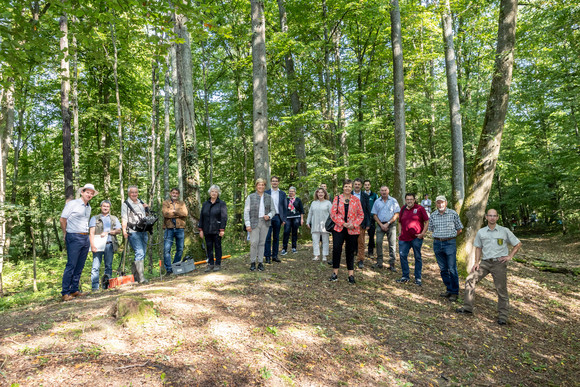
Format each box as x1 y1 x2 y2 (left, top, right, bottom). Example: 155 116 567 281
163 228 185 272
264 214 282 258
62 233 90 296
399 238 423 280
91 242 114 290
129 231 148 262
283 217 300 250
433 239 459 294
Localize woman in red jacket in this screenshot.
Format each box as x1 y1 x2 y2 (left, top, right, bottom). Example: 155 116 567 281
330 179 364 284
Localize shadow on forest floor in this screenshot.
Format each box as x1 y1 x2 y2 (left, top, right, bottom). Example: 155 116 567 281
0 233 578 386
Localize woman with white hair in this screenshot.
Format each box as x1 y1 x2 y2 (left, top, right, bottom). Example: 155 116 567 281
198 185 228 272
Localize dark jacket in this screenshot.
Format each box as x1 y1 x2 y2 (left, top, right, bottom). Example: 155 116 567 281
356 191 371 229
198 198 228 235
285 197 304 219
265 189 287 222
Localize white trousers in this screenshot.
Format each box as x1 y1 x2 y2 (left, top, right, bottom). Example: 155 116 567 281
311 232 330 257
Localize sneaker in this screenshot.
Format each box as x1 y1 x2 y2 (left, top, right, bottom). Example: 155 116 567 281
257 263 265 271
281 249 288 256
497 319 507 325
455 307 473 314
396 277 410 283
292 248 297 253
357 261 364 269
348 275 356 284
448 294 458 302
204 265 214 272
250 262 256 271
329 273 338 282
213 265 222 272
313 256 320 261
415 279 422 286
440 291 452 298
322 256 328 262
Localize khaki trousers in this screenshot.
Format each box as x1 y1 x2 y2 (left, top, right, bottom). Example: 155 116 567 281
250 219 269 263
462 259 509 320
357 228 366 262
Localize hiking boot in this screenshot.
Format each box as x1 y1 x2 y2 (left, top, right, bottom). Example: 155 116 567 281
204 265 214 272
329 273 338 282
357 261 364 269
257 262 265 271
440 291 452 298
448 294 458 302
281 249 288 256
313 256 320 261
61 294 74 302
455 307 473 314
70 291 87 298
213 265 222 272
250 262 256 271
348 275 356 284
396 277 410 284
272 257 281 263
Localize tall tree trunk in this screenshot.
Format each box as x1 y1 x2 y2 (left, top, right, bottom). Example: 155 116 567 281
235 76 247 229
251 0 270 183
277 0 308 203
0 79 15 296
334 28 348 174
391 0 406 203
150 61 158 204
201 42 214 186
322 0 338 193
48 181 63 251
441 0 465 211
111 22 124 202
60 13 74 201
163 52 171 199
173 11 202 256
171 43 184 197
457 0 518 270
72 28 80 189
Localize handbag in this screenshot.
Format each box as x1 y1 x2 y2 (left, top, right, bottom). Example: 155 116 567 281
325 197 340 232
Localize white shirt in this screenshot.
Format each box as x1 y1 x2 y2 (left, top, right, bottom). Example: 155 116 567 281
270 188 280 213
259 194 265 218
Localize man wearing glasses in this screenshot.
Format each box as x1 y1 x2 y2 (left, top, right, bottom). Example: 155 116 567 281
456 209 522 325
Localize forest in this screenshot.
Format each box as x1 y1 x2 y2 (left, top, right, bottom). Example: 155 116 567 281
0 1 579 385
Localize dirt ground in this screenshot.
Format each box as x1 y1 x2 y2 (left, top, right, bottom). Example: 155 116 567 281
0 233 578 386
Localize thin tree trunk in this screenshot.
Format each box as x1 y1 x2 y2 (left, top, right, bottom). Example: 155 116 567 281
60 13 74 201
251 0 270 183
148 60 158 273
0 79 14 296
322 0 337 193
441 0 465 211
277 0 308 203
163 52 171 199
201 41 214 186
32 225 37 292
427 61 438 182
48 181 63 251
334 28 348 174
391 0 406 203
72 27 80 189
457 0 518 270
236 76 248 200
111 22 124 203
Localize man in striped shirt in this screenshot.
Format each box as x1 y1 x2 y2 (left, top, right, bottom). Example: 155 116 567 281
428 195 463 302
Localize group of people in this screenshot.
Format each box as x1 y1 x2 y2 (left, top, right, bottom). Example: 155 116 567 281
244 176 522 324
60 178 522 325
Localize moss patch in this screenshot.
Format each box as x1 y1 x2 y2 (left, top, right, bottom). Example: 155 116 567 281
111 296 157 327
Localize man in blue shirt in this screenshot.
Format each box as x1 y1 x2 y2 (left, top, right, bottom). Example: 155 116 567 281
89 200 121 291
60 184 97 301
264 176 287 262
371 186 400 271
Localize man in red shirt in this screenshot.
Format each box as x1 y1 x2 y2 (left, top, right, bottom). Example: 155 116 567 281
396 193 429 286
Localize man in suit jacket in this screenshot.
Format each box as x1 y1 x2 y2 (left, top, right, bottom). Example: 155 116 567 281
264 176 287 263
353 178 371 269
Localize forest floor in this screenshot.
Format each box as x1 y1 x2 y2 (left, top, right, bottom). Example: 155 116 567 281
0 232 578 386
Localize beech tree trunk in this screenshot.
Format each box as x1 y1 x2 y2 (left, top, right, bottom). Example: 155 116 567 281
170 43 184 197
111 22 124 202
441 0 465 211
251 0 270 183
334 28 349 174
72 28 80 190
277 0 308 203
391 0 406 203
0 80 14 296
458 0 518 270
322 0 338 193
201 41 214 186
60 13 74 201
163 52 171 199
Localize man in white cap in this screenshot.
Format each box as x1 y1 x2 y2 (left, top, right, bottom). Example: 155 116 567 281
428 195 463 302
60 183 97 301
